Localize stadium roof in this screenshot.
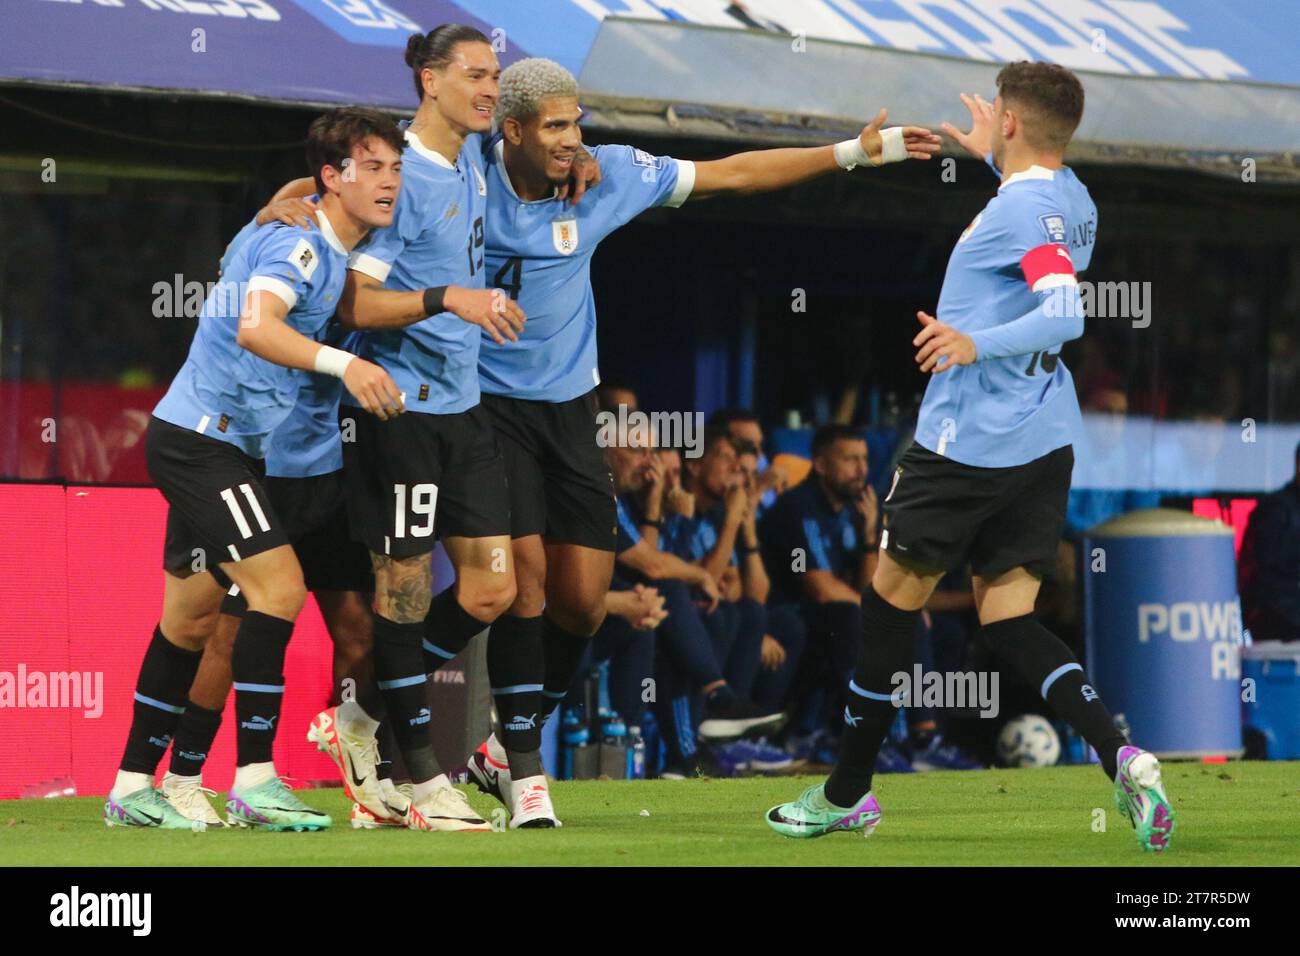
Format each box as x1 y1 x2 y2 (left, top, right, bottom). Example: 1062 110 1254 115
2 0 1297 178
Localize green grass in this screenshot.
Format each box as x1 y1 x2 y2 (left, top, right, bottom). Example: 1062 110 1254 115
3 762 1297 866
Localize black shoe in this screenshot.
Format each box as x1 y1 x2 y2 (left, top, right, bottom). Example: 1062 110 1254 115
698 694 785 742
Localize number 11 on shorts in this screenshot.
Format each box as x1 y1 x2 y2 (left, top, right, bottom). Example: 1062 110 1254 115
394 482 438 538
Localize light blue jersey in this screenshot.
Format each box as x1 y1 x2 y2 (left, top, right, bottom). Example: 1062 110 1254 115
345 129 488 415
217 213 353 479
153 210 351 460
915 164 1097 468
479 140 695 402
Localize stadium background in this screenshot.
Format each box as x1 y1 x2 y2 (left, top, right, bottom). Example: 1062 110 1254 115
1 0 1299 799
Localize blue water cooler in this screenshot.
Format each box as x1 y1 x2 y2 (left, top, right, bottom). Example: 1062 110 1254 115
1083 509 1243 758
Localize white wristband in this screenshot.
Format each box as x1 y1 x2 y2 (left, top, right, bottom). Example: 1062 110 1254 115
314 345 355 379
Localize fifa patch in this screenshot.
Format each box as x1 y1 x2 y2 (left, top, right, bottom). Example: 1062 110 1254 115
631 148 661 169
1038 213 1068 245
217 414 230 433
287 237 320 281
418 384 429 403
552 217 579 256
473 166 487 197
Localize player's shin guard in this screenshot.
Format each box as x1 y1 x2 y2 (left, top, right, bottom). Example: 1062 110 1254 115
372 615 439 783
168 699 223 777
488 614 545 780
979 614 1127 777
541 615 589 720
230 611 294 766
120 626 204 774
422 587 490 674
824 586 918 809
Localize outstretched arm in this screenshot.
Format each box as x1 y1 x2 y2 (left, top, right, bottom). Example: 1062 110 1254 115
688 109 939 201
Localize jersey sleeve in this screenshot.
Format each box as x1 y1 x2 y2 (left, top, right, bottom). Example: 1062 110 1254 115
593 144 696 220
348 183 421 283
969 193 1085 361
245 228 325 312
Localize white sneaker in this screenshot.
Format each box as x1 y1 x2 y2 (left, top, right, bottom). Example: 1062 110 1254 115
508 775 561 830
404 782 492 832
307 707 399 822
161 772 226 828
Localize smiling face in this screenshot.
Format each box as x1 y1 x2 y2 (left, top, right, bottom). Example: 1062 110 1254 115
423 41 500 135
505 95 583 186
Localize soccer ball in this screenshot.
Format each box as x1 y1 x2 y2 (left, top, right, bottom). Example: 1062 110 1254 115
996 715 1061 768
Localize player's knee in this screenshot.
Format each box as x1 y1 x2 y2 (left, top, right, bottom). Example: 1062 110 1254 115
552 597 605 638
162 610 218 651
463 575 516 622
245 579 307 621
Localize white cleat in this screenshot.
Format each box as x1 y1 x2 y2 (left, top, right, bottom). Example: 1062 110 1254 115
466 735 513 807
161 772 226 828
307 707 400 823
350 802 403 829
403 777 492 833
508 774 562 830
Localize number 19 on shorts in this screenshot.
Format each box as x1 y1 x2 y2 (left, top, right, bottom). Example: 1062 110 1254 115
394 483 438 539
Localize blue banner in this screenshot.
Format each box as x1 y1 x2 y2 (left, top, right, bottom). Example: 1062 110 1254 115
2 0 522 109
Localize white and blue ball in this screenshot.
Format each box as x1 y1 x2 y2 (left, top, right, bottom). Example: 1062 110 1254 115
996 714 1061 768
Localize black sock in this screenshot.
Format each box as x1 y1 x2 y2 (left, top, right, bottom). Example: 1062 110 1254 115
488 614 545 779
374 719 396 781
373 615 439 782
231 611 294 766
825 587 919 808
422 587 491 673
542 615 589 720
980 614 1127 778
120 625 203 775
168 698 224 777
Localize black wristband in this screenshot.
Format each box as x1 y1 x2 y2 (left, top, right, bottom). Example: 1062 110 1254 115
642 518 663 530
422 286 447 316
740 544 760 555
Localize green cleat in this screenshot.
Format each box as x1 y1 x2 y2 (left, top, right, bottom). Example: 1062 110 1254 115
226 778 332 832
1113 745 1175 852
105 787 202 830
766 783 882 839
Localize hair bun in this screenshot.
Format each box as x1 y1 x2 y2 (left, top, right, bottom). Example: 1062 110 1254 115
404 33 425 68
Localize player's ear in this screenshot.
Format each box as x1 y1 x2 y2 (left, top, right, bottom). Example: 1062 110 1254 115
501 116 523 146
421 66 438 101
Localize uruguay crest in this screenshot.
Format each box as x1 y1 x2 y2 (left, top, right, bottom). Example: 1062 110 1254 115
552 218 579 255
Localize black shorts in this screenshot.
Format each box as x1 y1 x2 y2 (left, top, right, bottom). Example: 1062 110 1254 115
148 416 289 578
340 403 510 558
481 390 616 551
220 470 374 615
880 442 1073 579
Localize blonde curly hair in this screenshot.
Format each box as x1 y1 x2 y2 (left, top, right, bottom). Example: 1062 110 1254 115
497 57 578 124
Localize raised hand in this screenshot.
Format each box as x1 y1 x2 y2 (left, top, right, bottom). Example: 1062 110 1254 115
860 108 942 165
941 93 996 161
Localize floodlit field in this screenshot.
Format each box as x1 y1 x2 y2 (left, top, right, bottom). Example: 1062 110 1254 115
3 762 1297 867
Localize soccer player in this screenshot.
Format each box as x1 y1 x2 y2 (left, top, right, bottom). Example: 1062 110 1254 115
459 57 939 811
156 327 394 829
104 107 406 830
767 64 1176 852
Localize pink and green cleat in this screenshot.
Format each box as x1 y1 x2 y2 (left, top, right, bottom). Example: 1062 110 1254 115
766 784 882 839
1113 745 1176 852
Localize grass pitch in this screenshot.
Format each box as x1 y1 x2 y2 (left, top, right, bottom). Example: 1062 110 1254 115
3 762 1297 866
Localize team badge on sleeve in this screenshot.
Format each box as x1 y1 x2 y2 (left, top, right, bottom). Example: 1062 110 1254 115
1038 213 1068 245
552 218 579 256
288 238 320 281
631 148 662 169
